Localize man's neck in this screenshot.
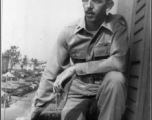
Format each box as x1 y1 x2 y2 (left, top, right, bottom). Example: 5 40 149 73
86 15 106 31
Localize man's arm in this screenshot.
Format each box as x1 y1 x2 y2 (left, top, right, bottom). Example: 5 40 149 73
75 17 129 75
53 65 76 93
29 27 70 119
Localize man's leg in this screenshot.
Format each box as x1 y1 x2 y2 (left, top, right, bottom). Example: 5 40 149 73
61 97 90 120
61 76 98 120
97 71 127 120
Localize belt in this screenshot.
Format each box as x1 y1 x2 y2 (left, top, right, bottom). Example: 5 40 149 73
76 74 104 84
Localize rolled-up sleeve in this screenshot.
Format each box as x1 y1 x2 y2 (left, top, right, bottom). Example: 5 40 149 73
31 27 70 110
75 17 129 75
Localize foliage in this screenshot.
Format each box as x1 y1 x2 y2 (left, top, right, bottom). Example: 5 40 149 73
25 70 34 76
3 46 21 70
31 58 39 66
22 55 28 68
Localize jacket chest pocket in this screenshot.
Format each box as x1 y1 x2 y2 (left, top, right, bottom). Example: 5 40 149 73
97 32 112 46
93 43 111 60
70 49 87 63
93 32 112 60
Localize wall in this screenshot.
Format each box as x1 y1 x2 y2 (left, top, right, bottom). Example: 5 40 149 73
2 55 9 73
117 0 151 120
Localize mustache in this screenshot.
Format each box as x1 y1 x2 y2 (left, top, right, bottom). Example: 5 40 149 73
85 10 94 14
85 11 94 14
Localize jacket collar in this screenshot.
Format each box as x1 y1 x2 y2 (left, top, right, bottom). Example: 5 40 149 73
75 13 113 34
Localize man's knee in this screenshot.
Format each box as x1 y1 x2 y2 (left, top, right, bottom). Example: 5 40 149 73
104 71 126 86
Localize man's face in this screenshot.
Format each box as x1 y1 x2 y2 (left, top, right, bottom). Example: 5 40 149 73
82 0 109 22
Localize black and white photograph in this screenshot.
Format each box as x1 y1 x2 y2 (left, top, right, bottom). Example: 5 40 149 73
1 0 151 120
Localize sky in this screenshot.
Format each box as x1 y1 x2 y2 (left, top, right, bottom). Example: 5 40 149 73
2 0 118 61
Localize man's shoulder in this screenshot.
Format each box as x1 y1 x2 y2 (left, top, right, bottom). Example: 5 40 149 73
59 18 81 41
60 18 81 38
107 13 127 32
108 13 127 27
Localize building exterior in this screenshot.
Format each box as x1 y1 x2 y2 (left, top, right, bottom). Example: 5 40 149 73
37 63 46 70
116 0 151 120
26 61 35 71
13 63 22 70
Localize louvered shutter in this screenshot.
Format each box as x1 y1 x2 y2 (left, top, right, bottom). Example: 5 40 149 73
124 0 150 120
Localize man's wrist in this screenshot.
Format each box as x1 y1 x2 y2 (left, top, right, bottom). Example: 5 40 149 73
69 65 76 75
73 65 76 73
75 63 87 75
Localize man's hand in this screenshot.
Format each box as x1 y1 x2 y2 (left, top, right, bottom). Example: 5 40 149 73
53 66 76 93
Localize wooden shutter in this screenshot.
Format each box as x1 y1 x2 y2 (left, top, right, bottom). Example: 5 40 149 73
124 0 150 120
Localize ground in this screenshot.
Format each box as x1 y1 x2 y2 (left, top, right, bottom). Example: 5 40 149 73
1 92 35 120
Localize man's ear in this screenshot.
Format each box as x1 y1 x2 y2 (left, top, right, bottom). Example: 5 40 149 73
106 1 114 12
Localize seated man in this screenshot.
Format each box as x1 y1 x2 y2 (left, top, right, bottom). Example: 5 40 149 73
29 0 129 120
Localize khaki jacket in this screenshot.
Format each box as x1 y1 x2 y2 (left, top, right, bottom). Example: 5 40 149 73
30 13 129 114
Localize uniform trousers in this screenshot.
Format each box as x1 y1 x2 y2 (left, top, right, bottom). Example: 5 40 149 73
61 71 127 120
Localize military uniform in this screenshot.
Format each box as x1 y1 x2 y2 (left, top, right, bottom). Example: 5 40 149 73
30 13 128 120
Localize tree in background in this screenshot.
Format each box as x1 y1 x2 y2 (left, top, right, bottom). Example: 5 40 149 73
3 46 21 70
33 59 38 67
31 58 39 69
31 58 34 63
20 64 23 70
22 55 28 69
